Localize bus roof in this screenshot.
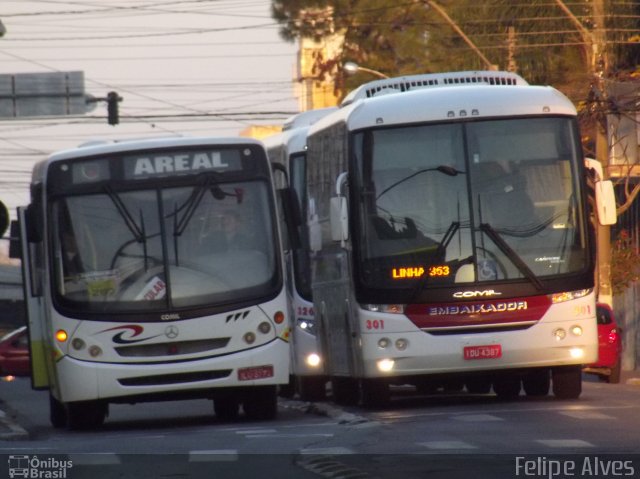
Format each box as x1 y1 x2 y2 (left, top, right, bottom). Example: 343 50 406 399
282 107 338 131
30 136 265 184
341 70 528 106
263 126 309 157
310 84 576 134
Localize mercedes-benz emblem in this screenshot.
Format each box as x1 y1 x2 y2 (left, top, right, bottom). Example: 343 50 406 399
165 325 179 339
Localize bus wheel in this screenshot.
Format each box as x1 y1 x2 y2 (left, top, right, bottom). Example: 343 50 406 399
243 386 277 420
278 376 296 399
360 378 390 408
298 376 327 402
49 394 67 429
552 365 582 399
331 377 359 406
66 400 107 430
493 375 522 399
465 376 492 394
523 369 550 397
214 392 240 421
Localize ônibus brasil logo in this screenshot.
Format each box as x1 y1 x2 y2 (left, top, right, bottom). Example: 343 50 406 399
8 455 72 478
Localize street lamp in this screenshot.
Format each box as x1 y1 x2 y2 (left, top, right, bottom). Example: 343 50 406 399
343 61 389 79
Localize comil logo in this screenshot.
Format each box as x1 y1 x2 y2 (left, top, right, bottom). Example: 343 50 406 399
453 289 502 299
8 455 73 478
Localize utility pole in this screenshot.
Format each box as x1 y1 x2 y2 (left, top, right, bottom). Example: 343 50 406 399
507 25 517 73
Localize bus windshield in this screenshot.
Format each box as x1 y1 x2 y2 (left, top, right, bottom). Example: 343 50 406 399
353 117 588 291
52 179 278 313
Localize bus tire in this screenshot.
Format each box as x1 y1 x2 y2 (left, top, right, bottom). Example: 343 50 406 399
552 365 582 399
49 394 67 429
493 374 521 399
66 400 107 430
523 369 550 397
214 392 240 421
298 376 327 402
243 386 277 420
331 376 359 406
360 378 390 408
465 376 492 394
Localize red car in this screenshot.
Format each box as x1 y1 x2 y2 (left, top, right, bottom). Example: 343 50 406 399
584 303 623 383
0 326 30 377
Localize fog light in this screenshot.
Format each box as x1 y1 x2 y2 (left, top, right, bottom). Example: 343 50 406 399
305 353 321 368
553 328 566 341
378 338 390 349
88 345 102 357
569 347 584 359
71 338 86 350
570 325 583 336
377 359 395 372
258 322 271 334
243 332 256 344
395 338 408 351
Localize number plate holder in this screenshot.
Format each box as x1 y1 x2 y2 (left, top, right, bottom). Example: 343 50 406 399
463 344 502 360
238 365 274 381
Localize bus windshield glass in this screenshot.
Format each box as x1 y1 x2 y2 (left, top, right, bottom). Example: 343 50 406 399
52 179 278 313
353 117 587 290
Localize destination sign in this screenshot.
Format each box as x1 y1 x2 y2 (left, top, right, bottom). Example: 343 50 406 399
123 149 243 179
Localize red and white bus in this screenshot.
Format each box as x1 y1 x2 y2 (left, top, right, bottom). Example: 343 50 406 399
305 71 616 406
13 136 291 428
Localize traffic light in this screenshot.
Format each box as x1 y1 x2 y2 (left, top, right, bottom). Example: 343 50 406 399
107 91 121 125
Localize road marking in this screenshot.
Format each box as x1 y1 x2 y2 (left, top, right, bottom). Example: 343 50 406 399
68 453 121 465
418 440 478 450
558 410 614 420
235 428 277 435
299 447 355 455
246 433 334 439
536 439 595 448
189 450 238 462
452 414 503 422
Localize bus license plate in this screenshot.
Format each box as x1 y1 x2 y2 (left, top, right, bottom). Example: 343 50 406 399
463 345 502 360
238 365 274 381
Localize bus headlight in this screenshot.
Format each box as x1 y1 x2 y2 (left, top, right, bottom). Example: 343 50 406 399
297 318 317 335
243 332 256 344
305 353 322 368
258 322 271 334
378 338 390 349
71 338 86 351
553 328 566 341
395 338 408 351
377 359 395 372
570 325 583 336
88 345 102 358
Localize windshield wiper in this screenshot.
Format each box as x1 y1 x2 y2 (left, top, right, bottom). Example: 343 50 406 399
376 165 464 200
105 186 150 270
480 223 543 290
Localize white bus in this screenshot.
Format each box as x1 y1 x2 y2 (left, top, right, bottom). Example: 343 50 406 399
305 71 616 406
264 107 336 401
13 136 291 428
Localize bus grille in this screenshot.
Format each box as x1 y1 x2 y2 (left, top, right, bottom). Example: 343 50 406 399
118 369 232 386
115 338 230 357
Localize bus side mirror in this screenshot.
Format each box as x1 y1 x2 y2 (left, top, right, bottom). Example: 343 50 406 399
8 220 21 259
595 179 616 226
0 200 8 238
